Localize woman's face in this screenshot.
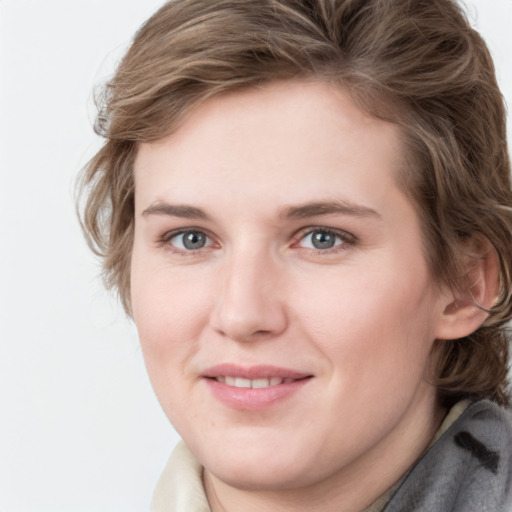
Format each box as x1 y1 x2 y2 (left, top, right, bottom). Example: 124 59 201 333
131 81 448 494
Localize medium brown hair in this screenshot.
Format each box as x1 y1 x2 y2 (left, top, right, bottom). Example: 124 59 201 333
78 0 512 407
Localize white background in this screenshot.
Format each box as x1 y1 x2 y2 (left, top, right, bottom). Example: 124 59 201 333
1 1 511 511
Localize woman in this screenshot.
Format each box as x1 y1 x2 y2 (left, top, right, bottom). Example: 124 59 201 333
78 0 512 510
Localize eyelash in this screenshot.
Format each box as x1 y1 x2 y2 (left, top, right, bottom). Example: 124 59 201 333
158 226 357 256
158 228 216 255
292 226 356 255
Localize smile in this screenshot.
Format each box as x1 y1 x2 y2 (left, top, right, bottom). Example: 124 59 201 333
214 376 297 388
202 365 313 410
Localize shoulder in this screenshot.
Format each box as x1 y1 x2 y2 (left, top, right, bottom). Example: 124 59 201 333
385 400 512 512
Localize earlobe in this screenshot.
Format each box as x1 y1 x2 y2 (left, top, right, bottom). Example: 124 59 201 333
435 237 500 341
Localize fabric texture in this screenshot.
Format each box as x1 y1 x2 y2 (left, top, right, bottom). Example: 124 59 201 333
151 441 210 512
362 400 472 512
382 400 512 512
151 400 512 512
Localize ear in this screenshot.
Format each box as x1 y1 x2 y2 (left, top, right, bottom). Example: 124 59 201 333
435 236 500 341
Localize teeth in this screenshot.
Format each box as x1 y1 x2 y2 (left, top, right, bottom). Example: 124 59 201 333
215 376 288 388
235 377 251 388
252 378 271 388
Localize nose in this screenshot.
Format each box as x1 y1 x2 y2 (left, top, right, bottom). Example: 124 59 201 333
210 249 288 343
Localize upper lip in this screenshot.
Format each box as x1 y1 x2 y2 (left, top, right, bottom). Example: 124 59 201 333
201 364 312 380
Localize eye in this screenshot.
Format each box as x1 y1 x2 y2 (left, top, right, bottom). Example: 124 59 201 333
167 230 213 251
296 228 354 251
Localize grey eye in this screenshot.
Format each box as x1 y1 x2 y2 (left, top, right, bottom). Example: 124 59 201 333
310 231 337 249
171 231 210 250
298 229 348 250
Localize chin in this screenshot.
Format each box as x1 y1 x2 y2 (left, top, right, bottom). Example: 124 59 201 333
195 436 324 491
208 459 312 492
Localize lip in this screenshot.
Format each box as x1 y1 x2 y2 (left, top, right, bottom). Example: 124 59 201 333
202 364 313 411
202 363 311 380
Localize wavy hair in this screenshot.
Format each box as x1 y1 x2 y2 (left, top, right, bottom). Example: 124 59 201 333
78 0 512 407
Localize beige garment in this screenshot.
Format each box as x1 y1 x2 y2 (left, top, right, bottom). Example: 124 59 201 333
151 442 210 512
151 401 471 512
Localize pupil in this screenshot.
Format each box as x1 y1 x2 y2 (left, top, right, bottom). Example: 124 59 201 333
183 232 206 249
312 231 335 249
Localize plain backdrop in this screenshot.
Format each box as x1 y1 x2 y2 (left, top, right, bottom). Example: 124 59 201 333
1 1 511 511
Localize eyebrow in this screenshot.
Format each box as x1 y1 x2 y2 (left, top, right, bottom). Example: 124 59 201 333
278 200 381 220
141 202 211 220
141 199 381 222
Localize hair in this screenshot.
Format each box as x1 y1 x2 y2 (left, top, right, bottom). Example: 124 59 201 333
78 0 512 408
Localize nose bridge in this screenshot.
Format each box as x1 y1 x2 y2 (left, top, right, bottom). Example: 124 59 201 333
212 243 287 342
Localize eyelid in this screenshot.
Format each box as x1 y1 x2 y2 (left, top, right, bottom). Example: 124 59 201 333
157 225 356 255
292 226 357 250
159 227 218 253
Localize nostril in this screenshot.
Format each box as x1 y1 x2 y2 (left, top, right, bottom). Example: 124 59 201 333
253 329 272 336
215 327 274 343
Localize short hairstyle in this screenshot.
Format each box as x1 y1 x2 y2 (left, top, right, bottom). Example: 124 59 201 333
78 0 512 408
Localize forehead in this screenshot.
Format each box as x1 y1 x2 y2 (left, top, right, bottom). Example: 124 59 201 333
133 80 405 216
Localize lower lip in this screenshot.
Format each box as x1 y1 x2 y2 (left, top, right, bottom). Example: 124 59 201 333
204 378 311 411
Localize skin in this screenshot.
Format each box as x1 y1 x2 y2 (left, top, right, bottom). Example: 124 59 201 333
131 80 460 512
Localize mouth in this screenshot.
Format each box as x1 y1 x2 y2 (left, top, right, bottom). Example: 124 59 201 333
202 364 313 410
213 376 299 388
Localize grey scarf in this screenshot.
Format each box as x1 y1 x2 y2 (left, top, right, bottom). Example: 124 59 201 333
383 400 512 512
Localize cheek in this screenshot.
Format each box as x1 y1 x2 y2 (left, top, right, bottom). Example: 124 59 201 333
130 256 213 393
132 251 210 336
131 271 210 426
292 262 438 373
